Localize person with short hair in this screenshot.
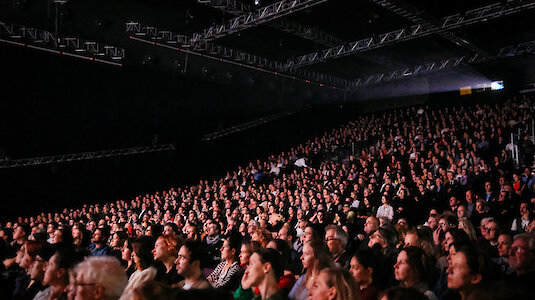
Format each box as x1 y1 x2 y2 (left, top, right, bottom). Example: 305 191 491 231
174 240 211 290
446 245 485 300
88 228 112 257
39 247 86 300
508 233 535 292
324 225 350 269
68 256 128 300
207 235 243 291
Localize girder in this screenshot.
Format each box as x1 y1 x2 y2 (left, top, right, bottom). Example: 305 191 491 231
0 145 175 169
190 0 330 44
286 0 535 69
0 21 124 65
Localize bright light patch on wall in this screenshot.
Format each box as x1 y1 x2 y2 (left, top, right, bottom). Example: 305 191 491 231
491 81 504 90
460 86 472 95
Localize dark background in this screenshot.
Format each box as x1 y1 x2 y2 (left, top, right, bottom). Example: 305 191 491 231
0 42 515 221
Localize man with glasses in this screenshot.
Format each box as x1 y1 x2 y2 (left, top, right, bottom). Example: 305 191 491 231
508 233 535 294
68 256 127 300
325 225 351 269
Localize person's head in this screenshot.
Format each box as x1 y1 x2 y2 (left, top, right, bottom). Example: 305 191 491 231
152 235 179 262
457 218 477 241
207 222 220 237
446 245 484 294
304 224 325 244
70 256 128 300
394 247 430 287
277 225 295 246
163 223 179 238
91 228 109 245
121 239 133 262
132 236 155 271
242 248 283 290
221 235 241 262
497 233 512 258
364 217 380 235
325 225 348 257
403 230 419 248
175 240 207 279
350 249 380 287
508 233 535 276
43 247 86 287
301 240 333 273
308 267 359 300
185 225 199 241
457 205 467 219
239 241 253 266
443 229 470 254
438 214 458 232
368 228 396 251
30 243 54 282
484 220 499 242
13 224 30 242
52 228 73 245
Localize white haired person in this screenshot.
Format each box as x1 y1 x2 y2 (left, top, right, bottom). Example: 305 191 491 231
67 256 128 300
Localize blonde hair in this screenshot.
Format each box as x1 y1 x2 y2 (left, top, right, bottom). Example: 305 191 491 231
458 218 477 241
320 267 361 300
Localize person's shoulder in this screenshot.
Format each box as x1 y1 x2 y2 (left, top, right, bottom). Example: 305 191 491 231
267 289 290 300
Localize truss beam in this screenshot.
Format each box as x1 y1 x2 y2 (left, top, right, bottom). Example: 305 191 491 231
351 39 535 90
369 0 489 56
0 21 125 65
0 144 175 169
203 105 311 141
126 22 355 89
197 0 342 46
286 0 535 69
190 0 329 44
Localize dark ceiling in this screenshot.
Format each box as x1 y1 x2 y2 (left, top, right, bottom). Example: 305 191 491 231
2 0 535 94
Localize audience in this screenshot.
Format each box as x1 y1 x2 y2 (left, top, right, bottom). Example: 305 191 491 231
1 93 535 299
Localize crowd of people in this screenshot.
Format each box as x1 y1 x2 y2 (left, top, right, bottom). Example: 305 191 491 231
1 93 535 300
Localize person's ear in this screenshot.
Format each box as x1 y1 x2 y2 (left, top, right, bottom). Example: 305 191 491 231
93 283 105 299
328 286 337 300
470 273 482 285
262 262 272 274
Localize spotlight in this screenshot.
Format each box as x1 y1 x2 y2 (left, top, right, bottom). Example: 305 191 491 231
254 0 260 6
490 81 504 90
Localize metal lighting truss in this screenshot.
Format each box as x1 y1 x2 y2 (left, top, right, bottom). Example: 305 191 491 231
497 40 535 56
197 0 343 46
0 21 124 65
190 0 329 44
368 0 489 56
126 22 355 89
350 39 535 90
286 0 535 69
0 144 175 169
203 105 311 141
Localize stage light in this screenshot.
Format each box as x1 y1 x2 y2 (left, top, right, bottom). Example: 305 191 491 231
491 81 504 90
254 0 261 6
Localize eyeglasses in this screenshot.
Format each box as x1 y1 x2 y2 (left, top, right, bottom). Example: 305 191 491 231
325 238 340 242
71 282 97 288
